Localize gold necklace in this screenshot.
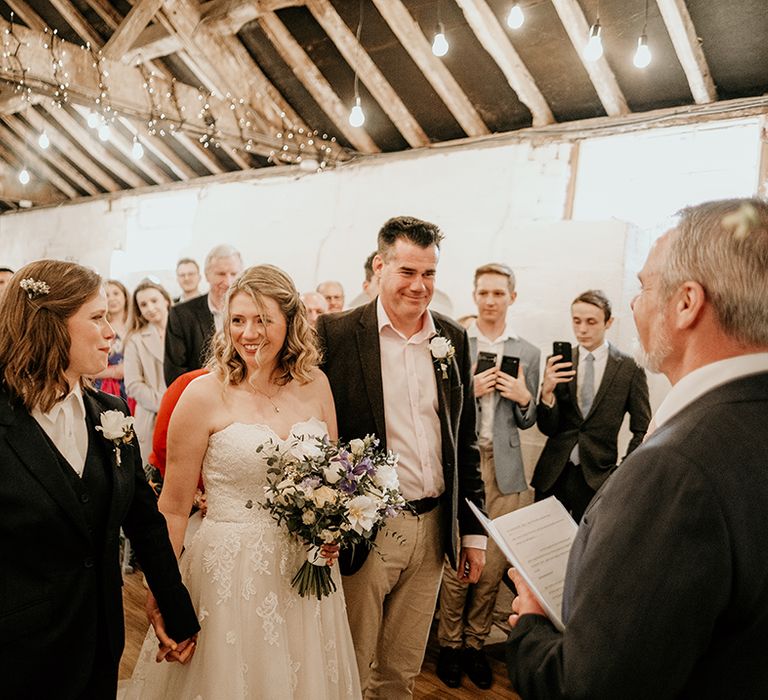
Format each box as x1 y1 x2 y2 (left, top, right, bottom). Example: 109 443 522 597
248 381 282 413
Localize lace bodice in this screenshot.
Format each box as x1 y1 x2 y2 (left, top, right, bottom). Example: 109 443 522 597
201 417 327 523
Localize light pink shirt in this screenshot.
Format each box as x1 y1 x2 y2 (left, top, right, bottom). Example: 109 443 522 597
377 298 444 500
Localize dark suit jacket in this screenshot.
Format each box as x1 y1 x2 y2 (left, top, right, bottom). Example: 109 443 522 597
0 386 199 699
164 293 215 386
316 301 485 571
507 371 768 699
532 343 650 493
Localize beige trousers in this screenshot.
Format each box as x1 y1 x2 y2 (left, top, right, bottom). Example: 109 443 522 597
437 448 533 649
342 506 443 700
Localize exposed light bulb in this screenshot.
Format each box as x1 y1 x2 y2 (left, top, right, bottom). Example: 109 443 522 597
349 96 365 127
86 111 99 128
583 22 603 62
633 34 652 68
507 4 525 30
431 31 449 57
38 131 50 149
131 137 144 160
18 168 30 185
97 122 111 141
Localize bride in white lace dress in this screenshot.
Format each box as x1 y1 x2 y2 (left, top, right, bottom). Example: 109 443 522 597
125 265 361 699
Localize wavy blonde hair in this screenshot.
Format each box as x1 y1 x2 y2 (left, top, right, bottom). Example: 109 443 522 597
208 265 320 387
0 260 102 412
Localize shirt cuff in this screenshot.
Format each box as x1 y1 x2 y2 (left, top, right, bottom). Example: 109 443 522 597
461 534 488 550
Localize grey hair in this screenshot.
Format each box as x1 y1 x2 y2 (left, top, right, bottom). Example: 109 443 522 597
204 244 242 273
662 197 768 346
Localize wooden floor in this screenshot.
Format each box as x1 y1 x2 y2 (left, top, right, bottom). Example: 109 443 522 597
120 571 521 698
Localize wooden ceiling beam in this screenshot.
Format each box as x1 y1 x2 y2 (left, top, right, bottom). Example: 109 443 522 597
117 116 197 180
1 114 100 195
102 0 165 61
550 0 629 117
43 106 148 188
455 0 554 127
371 0 489 138
48 0 103 47
81 0 124 29
24 107 122 191
5 0 45 31
306 0 429 148
0 121 79 198
257 12 379 153
655 0 717 104
0 158 65 205
123 23 184 64
171 131 226 174
199 0 305 35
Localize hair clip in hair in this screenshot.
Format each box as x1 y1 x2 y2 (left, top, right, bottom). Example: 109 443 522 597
19 277 51 300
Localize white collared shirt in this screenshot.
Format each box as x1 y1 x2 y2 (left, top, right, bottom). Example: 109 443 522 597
653 353 768 430
377 298 444 500
468 321 517 445
31 384 88 476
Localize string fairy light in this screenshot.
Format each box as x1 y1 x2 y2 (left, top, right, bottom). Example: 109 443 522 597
348 0 366 128
431 1 449 57
633 0 652 68
583 1 604 62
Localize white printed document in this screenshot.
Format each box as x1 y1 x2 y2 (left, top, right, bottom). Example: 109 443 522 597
467 497 577 631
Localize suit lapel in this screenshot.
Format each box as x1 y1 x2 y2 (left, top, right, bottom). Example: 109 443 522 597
570 345 581 415
2 395 90 539
356 303 387 446
587 344 621 418
432 317 456 446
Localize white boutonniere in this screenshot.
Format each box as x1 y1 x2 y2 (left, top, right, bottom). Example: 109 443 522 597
96 410 135 466
429 335 455 380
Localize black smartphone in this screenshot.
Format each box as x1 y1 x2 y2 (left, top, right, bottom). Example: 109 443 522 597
474 351 497 375
500 355 520 377
501 570 517 595
552 341 573 366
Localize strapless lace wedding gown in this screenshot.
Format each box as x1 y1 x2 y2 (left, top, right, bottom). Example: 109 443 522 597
125 418 361 699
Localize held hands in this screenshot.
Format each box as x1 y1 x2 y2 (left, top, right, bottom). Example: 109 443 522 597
473 365 531 407
146 592 198 664
457 546 486 583
540 354 575 405
507 568 546 627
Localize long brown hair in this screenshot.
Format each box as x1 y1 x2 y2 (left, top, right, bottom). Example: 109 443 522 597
106 278 129 324
208 265 320 387
0 260 102 412
127 278 172 336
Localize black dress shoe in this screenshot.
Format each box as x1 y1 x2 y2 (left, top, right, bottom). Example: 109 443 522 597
463 647 493 690
436 646 463 688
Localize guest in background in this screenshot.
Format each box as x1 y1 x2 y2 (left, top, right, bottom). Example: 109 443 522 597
93 279 135 413
300 290 329 327
0 260 198 699
349 252 380 308
317 279 345 312
532 289 650 522
174 257 201 304
164 244 243 385
0 266 13 297
125 279 172 463
456 314 477 330
437 263 540 690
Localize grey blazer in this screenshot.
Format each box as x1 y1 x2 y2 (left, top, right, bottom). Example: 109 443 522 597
470 335 540 494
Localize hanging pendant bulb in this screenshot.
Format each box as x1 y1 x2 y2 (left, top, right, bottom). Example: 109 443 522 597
633 34 651 68
131 137 144 160
86 111 99 129
38 131 50 149
18 168 30 185
507 3 525 30
432 26 449 56
349 96 365 127
97 122 111 141
583 22 604 62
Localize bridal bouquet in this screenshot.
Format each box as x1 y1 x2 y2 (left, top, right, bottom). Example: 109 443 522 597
261 434 406 600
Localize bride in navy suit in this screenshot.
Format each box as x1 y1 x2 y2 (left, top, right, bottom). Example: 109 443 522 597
0 260 199 699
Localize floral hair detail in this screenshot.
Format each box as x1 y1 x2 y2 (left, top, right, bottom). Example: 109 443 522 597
19 277 51 300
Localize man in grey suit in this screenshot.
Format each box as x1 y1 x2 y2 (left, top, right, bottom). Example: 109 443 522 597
532 289 650 521
507 197 768 699
316 216 486 699
436 263 540 690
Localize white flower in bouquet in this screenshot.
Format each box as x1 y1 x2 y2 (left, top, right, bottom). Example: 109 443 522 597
311 485 337 507
349 438 366 456
302 510 317 525
346 495 378 534
287 439 324 461
322 464 343 484
373 463 399 491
